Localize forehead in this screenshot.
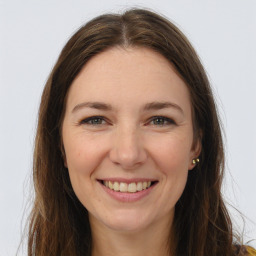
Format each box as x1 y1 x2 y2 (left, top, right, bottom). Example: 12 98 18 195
66 47 191 115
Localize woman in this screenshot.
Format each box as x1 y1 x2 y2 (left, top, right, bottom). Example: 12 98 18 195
28 8 255 256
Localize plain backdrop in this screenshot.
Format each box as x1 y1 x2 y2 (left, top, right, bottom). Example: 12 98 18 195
0 0 255 255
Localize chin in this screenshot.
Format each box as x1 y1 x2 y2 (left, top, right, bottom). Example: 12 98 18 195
105 220 147 233
100 209 155 233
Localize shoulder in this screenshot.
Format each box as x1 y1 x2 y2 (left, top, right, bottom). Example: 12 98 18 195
246 246 256 256
234 245 256 256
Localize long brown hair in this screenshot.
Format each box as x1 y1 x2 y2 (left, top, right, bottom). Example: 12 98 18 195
28 8 244 256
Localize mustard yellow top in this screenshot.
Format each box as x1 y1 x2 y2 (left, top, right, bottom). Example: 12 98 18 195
247 246 256 256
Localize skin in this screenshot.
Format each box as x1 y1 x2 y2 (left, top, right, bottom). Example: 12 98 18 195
62 47 201 256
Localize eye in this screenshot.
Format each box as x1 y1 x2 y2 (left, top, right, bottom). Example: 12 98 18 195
80 116 107 126
148 116 176 126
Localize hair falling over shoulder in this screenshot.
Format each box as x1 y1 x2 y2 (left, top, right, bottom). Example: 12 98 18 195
27 8 248 256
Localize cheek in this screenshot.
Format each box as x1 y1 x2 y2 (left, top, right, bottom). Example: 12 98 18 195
150 133 193 174
158 143 189 190
65 134 103 175
64 135 105 202
149 135 191 205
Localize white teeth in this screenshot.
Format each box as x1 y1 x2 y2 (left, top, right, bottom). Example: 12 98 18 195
109 181 113 189
128 183 137 193
102 180 154 193
113 182 119 191
119 182 128 192
137 182 143 191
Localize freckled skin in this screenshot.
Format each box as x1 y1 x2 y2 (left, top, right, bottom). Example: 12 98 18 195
62 47 201 235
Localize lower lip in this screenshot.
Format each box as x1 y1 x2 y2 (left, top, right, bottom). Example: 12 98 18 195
99 182 156 202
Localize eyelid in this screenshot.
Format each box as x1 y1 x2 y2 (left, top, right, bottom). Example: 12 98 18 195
78 115 176 127
79 116 108 125
147 116 176 126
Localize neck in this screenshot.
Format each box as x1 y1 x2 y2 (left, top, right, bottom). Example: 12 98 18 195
90 214 175 256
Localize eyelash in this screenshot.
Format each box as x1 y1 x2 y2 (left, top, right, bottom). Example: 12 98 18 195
148 116 176 126
80 116 107 125
79 116 176 127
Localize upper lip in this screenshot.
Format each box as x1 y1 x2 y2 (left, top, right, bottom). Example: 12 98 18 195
97 178 158 183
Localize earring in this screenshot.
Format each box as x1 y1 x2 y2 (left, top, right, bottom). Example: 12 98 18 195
192 158 200 165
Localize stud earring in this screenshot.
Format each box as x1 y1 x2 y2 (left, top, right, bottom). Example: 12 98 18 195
192 158 200 165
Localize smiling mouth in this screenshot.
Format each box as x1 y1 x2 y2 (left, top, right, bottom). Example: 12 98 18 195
100 180 158 193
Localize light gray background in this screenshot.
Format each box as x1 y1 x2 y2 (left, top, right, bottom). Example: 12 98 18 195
0 0 255 255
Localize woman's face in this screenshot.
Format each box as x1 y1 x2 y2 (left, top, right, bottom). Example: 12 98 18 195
62 47 200 233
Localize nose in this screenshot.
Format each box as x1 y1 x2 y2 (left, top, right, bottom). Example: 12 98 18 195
109 126 147 170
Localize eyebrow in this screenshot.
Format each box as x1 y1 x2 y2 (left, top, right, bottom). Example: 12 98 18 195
72 102 112 113
143 101 184 115
72 101 184 115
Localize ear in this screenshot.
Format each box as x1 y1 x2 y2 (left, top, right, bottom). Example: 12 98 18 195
188 134 202 171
